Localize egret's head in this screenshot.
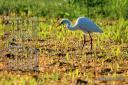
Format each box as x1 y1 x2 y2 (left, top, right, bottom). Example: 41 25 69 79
57 19 69 27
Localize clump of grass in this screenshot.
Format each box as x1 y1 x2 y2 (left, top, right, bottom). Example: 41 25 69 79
0 0 128 19
102 18 128 43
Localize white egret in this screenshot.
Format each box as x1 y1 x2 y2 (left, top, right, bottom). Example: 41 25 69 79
57 17 103 52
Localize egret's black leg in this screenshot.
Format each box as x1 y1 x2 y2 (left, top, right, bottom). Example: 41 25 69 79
82 34 86 50
88 32 92 51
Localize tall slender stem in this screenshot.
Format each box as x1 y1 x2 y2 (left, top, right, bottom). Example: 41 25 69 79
88 32 92 51
81 34 86 55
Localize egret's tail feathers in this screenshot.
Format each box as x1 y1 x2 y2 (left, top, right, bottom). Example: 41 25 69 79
98 29 103 33
95 28 103 33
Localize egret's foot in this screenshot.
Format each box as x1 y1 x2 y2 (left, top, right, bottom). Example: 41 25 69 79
85 40 90 42
86 51 93 55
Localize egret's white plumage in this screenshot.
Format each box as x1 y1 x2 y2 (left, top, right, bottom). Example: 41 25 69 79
60 17 103 33
58 17 103 53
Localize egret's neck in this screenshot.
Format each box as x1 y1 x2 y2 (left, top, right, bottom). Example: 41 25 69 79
65 20 77 31
65 20 72 28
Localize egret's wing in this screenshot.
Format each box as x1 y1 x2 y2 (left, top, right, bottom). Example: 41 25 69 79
77 17 103 33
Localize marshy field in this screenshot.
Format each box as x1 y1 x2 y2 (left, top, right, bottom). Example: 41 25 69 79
0 0 128 85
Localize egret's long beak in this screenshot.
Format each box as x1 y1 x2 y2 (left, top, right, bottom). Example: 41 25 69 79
56 23 62 27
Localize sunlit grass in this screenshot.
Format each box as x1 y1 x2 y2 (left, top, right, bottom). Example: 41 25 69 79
0 16 128 85
0 0 128 84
